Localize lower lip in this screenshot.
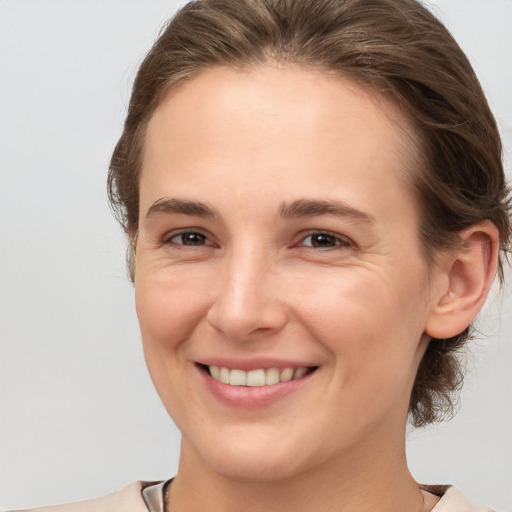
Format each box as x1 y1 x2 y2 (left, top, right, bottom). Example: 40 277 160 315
198 367 315 409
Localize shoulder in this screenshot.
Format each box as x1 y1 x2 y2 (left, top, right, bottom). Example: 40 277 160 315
427 485 497 512
13 481 158 512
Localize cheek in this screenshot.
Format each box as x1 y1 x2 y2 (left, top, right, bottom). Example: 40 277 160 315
135 269 212 359
134 270 213 420
294 268 419 337
292 269 427 388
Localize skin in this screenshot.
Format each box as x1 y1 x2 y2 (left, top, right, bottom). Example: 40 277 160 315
134 64 494 512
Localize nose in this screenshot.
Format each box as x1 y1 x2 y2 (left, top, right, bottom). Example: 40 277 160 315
206 247 288 342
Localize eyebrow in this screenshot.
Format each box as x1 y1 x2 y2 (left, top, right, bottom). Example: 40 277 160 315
279 199 376 223
144 197 375 224
145 197 218 220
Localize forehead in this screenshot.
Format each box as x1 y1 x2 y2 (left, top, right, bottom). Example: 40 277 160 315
141 64 418 220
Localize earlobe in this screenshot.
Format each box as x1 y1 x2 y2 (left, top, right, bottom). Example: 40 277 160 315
425 222 499 340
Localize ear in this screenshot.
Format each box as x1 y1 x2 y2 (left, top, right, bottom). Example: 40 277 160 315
425 221 500 339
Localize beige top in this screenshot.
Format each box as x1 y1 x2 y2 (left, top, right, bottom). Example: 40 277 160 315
15 480 497 512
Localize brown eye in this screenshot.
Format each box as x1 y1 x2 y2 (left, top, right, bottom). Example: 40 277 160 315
301 232 350 248
169 232 209 246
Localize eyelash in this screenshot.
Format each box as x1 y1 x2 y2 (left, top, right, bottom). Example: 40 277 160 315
163 230 353 250
163 230 215 247
298 231 353 250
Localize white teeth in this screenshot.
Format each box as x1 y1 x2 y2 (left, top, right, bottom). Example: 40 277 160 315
293 367 308 380
247 369 266 387
265 367 280 385
219 367 230 384
210 365 220 380
229 369 247 386
208 365 312 387
280 367 294 382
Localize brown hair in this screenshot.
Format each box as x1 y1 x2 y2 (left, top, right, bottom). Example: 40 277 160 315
108 0 511 427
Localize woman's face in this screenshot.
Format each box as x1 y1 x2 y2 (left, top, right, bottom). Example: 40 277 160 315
135 65 440 481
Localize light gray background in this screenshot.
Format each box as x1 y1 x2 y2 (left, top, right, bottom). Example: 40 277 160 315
0 1 511 510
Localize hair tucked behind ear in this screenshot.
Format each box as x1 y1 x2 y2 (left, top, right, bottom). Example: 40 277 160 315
108 0 511 427
410 334 467 426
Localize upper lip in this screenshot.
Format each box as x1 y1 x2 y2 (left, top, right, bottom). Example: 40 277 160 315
196 358 318 372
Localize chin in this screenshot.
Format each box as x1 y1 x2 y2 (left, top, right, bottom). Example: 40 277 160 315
206 453 306 483
183 427 316 483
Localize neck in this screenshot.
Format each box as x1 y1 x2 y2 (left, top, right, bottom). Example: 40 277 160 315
168 428 424 512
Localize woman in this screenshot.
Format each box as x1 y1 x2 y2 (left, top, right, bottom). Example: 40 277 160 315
14 0 511 510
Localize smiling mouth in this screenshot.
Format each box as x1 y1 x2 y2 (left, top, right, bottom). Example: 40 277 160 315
199 364 317 387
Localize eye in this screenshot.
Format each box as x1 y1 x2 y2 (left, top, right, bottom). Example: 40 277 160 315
300 232 351 249
165 231 212 246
